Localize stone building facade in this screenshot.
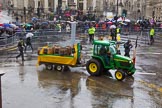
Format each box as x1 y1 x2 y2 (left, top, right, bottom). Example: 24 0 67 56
8 0 98 13
102 0 162 21
5 0 162 21
119 0 162 21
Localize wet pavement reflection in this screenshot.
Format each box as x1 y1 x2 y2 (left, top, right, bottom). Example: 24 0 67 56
0 29 162 107
1 58 161 108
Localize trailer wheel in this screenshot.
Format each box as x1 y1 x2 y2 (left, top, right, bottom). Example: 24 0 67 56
86 59 102 76
54 65 63 71
115 70 125 81
46 64 53 70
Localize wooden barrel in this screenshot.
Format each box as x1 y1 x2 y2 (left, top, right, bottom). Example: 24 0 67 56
66 46 72 55
47 48 54 54
43 48 48 54
53 46 60 54
59 47 67 55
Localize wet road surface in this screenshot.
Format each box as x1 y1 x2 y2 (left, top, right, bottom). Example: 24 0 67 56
1 42 162 108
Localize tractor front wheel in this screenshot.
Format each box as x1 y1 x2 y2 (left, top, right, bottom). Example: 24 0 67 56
115 70 125 81
86 59 102 76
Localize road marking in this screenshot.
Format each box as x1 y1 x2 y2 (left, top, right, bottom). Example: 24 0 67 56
139 80 162 93
136 72 156 75
152 52 162 55
137 52 162 55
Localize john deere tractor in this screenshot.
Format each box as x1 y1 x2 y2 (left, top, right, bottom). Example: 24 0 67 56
86 40 136 81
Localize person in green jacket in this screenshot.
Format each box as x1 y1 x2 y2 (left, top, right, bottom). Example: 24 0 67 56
88 25 96 43
149 26 155 45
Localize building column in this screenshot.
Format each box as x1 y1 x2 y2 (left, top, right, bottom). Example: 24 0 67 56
92 0 96 11
13 0 17 8
34 0 38 13
44 0 49 12
62 0 68 10
24 0 28 8
83 0 87 13
74 0 77 9
54 0 58 13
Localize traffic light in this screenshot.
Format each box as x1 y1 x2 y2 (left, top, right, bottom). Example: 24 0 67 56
23 7 26 15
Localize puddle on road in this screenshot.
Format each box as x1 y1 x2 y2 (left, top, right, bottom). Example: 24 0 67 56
1 59 161 108
37 70 135 108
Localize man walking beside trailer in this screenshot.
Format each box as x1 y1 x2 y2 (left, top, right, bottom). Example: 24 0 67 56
16 38 25 61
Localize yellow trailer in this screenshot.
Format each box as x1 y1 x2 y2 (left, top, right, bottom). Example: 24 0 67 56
37 43 82 71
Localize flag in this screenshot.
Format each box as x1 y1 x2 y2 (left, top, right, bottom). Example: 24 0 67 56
132 36 138 65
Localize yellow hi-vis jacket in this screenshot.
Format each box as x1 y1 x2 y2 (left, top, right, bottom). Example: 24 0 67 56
116 28 120 33
88 27 96 35
150 28 155 36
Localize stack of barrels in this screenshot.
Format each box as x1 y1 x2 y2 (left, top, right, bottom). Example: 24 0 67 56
42 45 72 56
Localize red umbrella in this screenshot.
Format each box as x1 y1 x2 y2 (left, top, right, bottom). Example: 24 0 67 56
0 23 3 26
107 21 113 24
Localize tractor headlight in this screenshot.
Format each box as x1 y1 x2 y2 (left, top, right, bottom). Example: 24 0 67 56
129 60 132 63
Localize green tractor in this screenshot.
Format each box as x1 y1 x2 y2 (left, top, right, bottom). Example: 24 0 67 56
86 40 136 81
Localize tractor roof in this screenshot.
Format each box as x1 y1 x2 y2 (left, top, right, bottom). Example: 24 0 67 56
93 40 116 46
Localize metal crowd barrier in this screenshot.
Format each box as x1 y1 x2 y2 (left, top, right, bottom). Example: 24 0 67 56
0 34 18 47
0 27 162 52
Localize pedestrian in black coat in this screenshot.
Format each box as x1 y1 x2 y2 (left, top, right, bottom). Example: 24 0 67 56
16 38 25 61
124 40 133 57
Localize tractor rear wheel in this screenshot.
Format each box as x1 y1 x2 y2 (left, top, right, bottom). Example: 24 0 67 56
115 70 125 81
86 59 102 76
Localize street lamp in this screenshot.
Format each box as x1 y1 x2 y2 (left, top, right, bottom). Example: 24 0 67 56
53 0 55 13
0 71 5 108
116 0 124 17
152 7 155 21
117 0 119 17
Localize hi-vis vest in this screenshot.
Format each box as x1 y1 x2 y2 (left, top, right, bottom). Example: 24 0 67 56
20 40 24 45
88 27 95 34
150 28 155 36
116 28 120 33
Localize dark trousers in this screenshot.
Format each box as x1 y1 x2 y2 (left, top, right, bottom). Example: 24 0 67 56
89 34 94 43
112 35 116 41
150 36 154 44
25 42 33 52
111 32 116 41
102 55 110 65
16 48 24 61
124 50 130 57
